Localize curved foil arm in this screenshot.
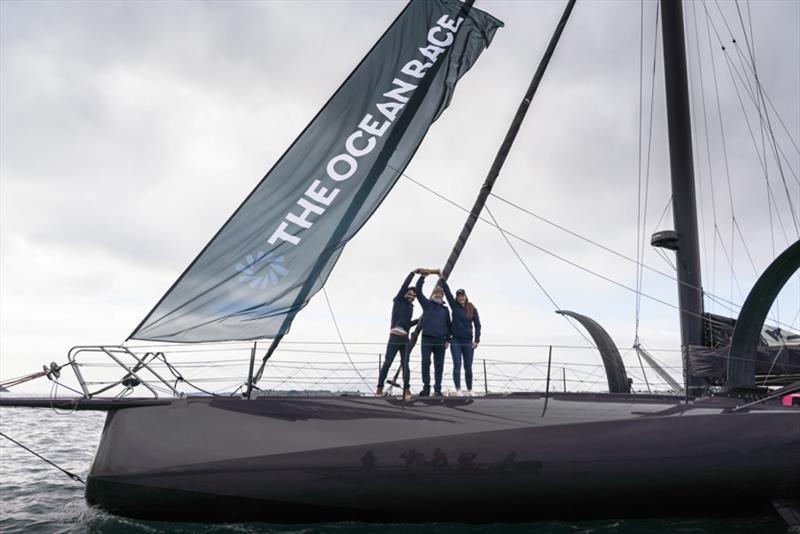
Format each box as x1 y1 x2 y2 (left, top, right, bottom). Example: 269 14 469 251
556 310 630 393
727 239 800 389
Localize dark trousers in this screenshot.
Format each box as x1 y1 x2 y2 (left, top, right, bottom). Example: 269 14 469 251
450 339 474 390
421 335 447 393
378 334 410 389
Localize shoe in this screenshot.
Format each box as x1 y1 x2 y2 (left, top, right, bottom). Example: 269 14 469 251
454 388 462 397
434 390 443 397
403 388 412 400
375 387 383 396
466 389 473 397
419 387 430 397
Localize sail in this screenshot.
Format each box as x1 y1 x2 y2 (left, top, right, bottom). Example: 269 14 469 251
130 0 503 343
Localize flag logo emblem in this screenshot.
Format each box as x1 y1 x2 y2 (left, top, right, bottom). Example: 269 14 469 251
235 251 288 289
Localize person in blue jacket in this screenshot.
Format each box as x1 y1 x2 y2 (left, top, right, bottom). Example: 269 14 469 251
416 270 452 396
440 279 481 395
376 270 420 399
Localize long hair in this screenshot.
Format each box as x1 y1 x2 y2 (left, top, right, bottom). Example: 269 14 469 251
463 299 474 321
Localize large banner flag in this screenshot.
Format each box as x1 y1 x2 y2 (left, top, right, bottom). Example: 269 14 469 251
131 0 503 343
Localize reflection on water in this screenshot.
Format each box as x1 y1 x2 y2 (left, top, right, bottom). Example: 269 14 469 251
0 407 785 534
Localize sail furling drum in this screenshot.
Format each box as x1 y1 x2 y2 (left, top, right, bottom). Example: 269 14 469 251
130 0 503 343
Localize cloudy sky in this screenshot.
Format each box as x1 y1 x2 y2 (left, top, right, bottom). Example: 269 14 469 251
2 0 798 395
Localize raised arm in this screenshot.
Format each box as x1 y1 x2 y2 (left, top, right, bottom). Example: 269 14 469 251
439 278 456 308
415 275 430 309
395 271 415 300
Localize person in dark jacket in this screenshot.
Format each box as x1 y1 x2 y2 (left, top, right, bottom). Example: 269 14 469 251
440 279 481 395
416 271 451 396
376 270 420 399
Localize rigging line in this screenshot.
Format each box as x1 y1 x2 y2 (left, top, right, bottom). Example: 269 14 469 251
0 370 48 389
134 341 679 351
744 1 759 86
759 92 800 158
487 193 676 286
271 362 311 391
489 191 746 313
711 0 757 98
720 79 794 246
481 214 711 324
651 195 673 234
0 432 85 484
703 2 800 159
648 196 684 296
760 342 786 387
776 140 800 187
689 0 717 309
733 0 767 120
719 49 793 248
321 285 371 390
701 293 784 332
47 377 84 400
732 217 759 276
733 1 757 83
729 10 759 107
402 172 753 323
653 247 677 273
742 0 758 112
153 353 222 397
482 203 602 358
700 4 738 311
759 112 800 239
403 159 756 317
713 4 800 239
640 1 660 337
635 0 660 345
711 224 746 303
635 0 644 343
708 5 745 305
702 5 800 235
635 340 681 369
733 4 800 238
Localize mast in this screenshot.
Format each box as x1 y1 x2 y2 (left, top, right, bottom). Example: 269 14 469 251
407 0 576 351
440 0 576 281
659 0 705 396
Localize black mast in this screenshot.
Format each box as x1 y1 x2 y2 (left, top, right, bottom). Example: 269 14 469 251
407 0 576 352
659 0 705 396
439 0 576 280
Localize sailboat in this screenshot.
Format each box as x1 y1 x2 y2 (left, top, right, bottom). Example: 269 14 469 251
1 0 798 525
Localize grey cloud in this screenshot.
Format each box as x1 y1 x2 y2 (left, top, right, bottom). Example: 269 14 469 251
1 0 797 386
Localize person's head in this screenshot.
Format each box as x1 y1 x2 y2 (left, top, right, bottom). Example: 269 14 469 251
431 286 444 303
456 288 475 319
404 287 417 303
456 288 467 306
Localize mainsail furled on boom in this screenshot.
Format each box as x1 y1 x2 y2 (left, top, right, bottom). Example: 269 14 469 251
130 0 503 343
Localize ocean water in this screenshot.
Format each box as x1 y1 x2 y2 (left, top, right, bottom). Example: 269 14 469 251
0 406 786 534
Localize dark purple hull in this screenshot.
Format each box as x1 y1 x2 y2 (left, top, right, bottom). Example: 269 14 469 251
77 393 799 522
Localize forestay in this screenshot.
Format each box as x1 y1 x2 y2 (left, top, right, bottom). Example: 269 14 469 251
130 0 503 343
